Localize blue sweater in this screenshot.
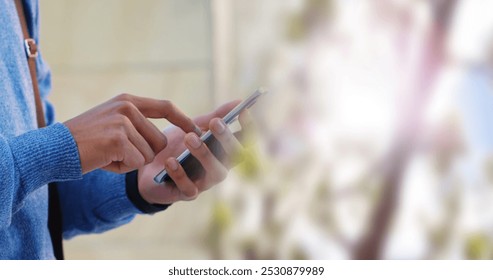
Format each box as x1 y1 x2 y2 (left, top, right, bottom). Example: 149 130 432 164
0 0 147 259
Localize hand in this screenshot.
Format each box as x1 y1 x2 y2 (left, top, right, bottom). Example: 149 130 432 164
137 100 253 204
64 93 201 174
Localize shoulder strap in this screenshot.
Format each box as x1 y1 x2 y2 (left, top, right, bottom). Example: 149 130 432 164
14 0 65 260
14 0 45 128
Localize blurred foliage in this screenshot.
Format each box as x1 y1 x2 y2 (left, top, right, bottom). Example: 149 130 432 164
207 201 233 259
286 0 334 42
290 247 309 260
235 145 262 181
210 201 233 232
427 182 460 259
312 181 331 227
465 233 493 260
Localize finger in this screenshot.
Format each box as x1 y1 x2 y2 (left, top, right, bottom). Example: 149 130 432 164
238 109 256 147
238 109 254 134
210 118 244 159
123 117 156 164
104 143 145 173
122 94 201 135
118 101 169 153
120 142 147 171
184 133 229 186
165 157 199 200
211 100 242 118
194 100 241 128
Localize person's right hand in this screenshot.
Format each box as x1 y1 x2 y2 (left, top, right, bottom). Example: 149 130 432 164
64 93 201 174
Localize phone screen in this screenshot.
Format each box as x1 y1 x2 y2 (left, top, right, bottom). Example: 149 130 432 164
153 89 265 184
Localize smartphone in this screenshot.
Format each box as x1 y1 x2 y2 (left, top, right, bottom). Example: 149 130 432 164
153 88 265 184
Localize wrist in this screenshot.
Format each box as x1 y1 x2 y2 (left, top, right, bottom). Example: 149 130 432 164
125 171 170 214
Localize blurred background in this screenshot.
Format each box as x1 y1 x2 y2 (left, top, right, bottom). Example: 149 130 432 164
39 0 493 259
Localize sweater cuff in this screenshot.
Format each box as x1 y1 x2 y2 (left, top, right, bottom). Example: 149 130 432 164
125 171 170 214
9 123 82 188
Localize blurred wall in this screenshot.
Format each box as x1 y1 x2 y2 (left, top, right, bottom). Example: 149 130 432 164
40 0 214 123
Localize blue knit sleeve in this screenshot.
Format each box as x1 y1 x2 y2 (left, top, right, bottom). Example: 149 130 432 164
0 123 82 229
57 170 144 239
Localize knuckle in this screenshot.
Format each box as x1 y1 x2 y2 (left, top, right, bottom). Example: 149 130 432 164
110 130 127 148
195 145 209 158
159 135 168 149
160 100 175 117
161 100 172 109
183 189 198 200
144 153 155 164
116 100 136 115
170 168 186 181
111 115 132 133
114 93 133 102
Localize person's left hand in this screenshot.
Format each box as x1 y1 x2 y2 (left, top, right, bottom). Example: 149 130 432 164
137 101 251 205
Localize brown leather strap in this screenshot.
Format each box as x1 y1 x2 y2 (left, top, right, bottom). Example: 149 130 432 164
14 0 46 128
14 0 64 260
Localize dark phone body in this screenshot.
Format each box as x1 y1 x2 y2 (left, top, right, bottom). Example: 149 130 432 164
168 131 243 183
153 89 264 184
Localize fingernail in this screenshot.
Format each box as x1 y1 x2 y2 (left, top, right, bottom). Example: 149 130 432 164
213 119 226 134
167 158 179 171
187 134 202 149
194 125 203 136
